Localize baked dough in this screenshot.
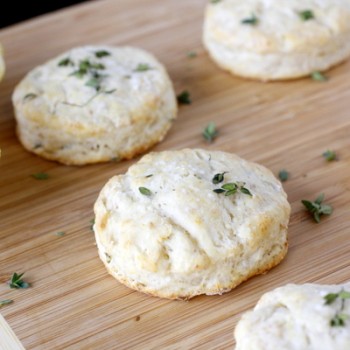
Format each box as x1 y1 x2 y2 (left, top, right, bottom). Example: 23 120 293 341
235 282 350 349
12 46 177 165
94 149 290 299
203 0 350 81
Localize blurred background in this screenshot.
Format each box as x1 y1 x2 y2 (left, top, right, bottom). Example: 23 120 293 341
0 1 87 28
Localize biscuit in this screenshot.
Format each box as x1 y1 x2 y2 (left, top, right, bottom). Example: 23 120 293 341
0 44 5 82
203 0 350 81
93 149 290 299
234 282 350 349
12 46 177 165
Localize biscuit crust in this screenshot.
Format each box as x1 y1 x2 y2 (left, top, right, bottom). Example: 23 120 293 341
12 46 177 165
203 0 350 81
94 149 291 299
235 283 350 349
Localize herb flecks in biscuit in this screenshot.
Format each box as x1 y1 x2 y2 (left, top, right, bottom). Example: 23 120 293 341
95 50 111 58
134 63 152 72
23 93 37 102
139 187 152 196
299 10 315 21
93 149 290 299
235 283 350 349
214 182 252 197
204 0 350 80
13 46 177 165
212 172 227 184
58 57 74 67
241 14 259 26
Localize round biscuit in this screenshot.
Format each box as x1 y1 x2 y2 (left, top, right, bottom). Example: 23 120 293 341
203 0 350 81
12 45 177 165
94 149 290 299
235 282 350 349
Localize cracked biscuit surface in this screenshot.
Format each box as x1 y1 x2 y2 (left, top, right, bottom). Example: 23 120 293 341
203 0 350 81
12 45 177 165
235 283 350 350
94 149 290 299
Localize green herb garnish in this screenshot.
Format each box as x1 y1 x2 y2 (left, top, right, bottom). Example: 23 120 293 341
139 187 152 196
105 253 112 263
91 63 105 70
301 193 333 223
95 50 111 58
58 57 74 67
145 174 153 178
70 70 86 78
68 57 112 92
212 172 227 184
299 10 314 21
331 314 348 327
177 91 191 105
311 71 328 82
210 0 221 3
85 71 106 91
90 218 95 232
70 60 89 78
339 291 350 299
187 51 197 58
70 59 105 78
134 63 151 72
85 77 101 90
55 231 65 237
0 299 13 308
80 59 105 71
214 182 252 197
241 14 258 26
325 293 340 305
278 169 289 182
104 89 116 94
9 272 30 289
23 93 37 101
323 150 337 161
324 290 350 327
203 122 218 143
31 172 49 180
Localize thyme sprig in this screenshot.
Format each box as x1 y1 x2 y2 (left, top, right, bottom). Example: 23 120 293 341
214 182 252 197
324 290 350 327
301 193 332 223
241 14 259 25
203 122 218 143
9 272 30 289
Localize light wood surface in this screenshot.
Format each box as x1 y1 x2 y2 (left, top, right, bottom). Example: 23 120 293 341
1 0 350 349
0 314 25 350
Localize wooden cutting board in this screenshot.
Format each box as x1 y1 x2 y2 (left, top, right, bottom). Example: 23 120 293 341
1 0 350 349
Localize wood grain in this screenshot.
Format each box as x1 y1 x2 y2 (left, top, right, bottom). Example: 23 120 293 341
0 314 25 350
1 0 350 349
